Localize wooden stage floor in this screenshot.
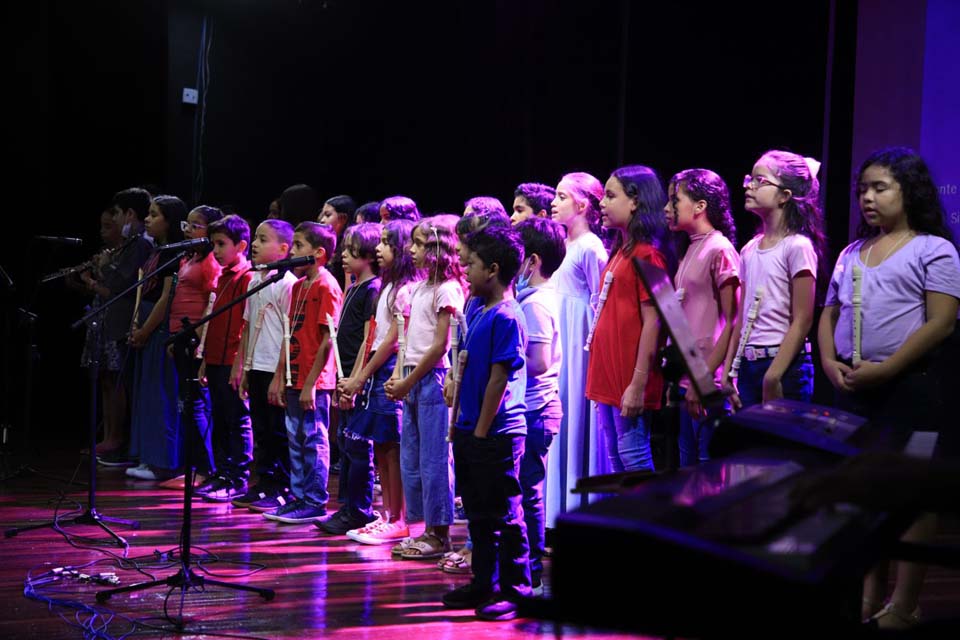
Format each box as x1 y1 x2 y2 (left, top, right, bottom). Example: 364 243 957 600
2 451 958 638
0 453 651 640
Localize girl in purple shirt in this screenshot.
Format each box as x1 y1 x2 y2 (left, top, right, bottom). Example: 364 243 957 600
819 146 960 629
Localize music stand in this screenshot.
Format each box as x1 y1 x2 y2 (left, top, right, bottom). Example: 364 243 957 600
94 268 287 609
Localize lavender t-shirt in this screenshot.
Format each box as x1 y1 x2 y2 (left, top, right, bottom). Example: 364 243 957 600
826 234 960 361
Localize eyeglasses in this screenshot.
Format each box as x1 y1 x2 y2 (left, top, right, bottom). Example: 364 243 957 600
743 174 783 190
180 221 207 232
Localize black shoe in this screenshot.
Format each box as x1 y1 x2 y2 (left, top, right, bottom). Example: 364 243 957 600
247 489 293 513
230 483 271 507
204 480 249 503
442 583 493 609
96 450 136 467
316 509 376 535
330 461 341 475
475 598 519 621
195 476 229 497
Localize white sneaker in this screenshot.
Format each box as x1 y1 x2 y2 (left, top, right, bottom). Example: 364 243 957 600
345 511 383 542
351 520 410 545
125 463 149 478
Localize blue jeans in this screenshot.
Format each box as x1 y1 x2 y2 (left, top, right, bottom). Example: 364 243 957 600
595 403 654 472
677 387 729 466
737 351 814 409
285 388 331 508
520 399 560 581
206 364 253 481
342 428 374 519
453 429 531 600
400 367 454 526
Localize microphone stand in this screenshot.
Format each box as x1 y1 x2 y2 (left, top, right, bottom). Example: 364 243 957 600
3 253 186 542
94 268 286 608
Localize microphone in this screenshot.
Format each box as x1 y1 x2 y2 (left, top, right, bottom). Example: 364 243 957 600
35 235 83 245
252 255 316 271
157 237 211 252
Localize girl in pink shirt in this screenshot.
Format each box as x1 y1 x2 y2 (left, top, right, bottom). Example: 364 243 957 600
726 150 825 409
170 205 223 476
666 169 740 465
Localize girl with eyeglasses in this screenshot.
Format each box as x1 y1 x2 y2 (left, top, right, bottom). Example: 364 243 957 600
725 150 825 409
164 204 224 481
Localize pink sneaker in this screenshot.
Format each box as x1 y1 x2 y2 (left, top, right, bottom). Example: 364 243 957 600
349 520 410 545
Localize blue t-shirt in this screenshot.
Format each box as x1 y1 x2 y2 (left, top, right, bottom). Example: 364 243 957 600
455 297 527 436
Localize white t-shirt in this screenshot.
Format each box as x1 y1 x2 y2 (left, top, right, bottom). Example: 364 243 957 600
371 281 416 351
517 282 562 411
243 270 298 373
739 233 818 346
405 280 464 369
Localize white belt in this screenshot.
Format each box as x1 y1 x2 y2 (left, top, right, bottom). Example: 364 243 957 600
743 341 812 362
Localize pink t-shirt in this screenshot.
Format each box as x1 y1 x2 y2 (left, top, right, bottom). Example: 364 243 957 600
739 233 817 346
371 281 417 351
675 231 740 388
404 280 464 369
169 252 221 333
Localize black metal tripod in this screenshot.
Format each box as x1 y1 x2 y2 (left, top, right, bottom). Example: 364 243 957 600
2 260 159 542
95 269 285 608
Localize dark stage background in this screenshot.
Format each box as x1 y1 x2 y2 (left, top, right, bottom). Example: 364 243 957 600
10 0 853 448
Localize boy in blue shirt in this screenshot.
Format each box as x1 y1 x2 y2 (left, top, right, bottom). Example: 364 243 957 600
441 226 531 621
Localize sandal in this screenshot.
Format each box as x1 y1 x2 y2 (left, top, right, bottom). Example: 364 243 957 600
870 603 921 630
441 549 473 575
390 536 416 556
436 550 459 569
400 533 451 560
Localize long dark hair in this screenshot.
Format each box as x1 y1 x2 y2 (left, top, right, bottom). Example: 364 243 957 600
856 146 954 244
609 165 676 276
153 195 187 244
380 219 423 310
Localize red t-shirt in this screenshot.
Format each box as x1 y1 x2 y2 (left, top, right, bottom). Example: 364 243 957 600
288 270 343 390
204 261 253 366
585 243 666 410
169 252 221 333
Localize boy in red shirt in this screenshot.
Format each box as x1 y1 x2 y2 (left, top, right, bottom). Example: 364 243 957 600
198 215 255 502
265 222 343 523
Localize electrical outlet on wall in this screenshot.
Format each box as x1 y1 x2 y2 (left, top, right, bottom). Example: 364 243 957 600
182 88 199 105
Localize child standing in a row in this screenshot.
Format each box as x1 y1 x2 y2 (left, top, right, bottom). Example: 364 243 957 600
443 225 531 621
266 222 343 523
386 215 464 559
666 169 740 466
728 151 824 408
318 222 381 535
232 219 298 512
587 165 671 472
339 220 423 544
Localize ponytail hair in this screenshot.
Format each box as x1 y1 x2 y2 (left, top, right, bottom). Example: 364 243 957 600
559 171 605 238
758 150 826 267
671 168 737 246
